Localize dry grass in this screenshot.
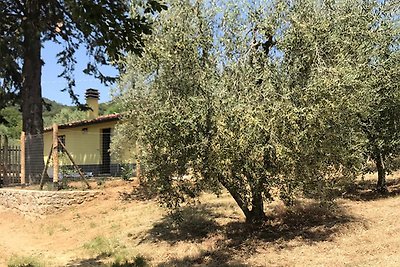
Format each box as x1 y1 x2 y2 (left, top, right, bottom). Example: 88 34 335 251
1 173 400 266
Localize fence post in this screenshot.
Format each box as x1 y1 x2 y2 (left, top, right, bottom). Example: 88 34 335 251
3 135 8 183
52 124 59 184
13 145 18 183
0 135 2 183
20 132 26 184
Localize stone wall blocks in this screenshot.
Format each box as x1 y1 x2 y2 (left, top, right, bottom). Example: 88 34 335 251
0 189 99 218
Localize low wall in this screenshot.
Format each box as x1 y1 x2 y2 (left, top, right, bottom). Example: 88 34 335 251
0 188 100 218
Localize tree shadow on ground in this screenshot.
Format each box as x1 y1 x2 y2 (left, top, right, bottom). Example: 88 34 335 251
152 201 360 267
343 177 400 201
147 205 222 243
119 183 158 202
65 255 106 266
225 202 357 250
66 255 148 267
157 250 249 267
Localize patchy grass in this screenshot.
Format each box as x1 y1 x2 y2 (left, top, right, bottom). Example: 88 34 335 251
7 254 45 267
81 235 150 266
2 176 400 266
39 223 69 236
83 236 119 257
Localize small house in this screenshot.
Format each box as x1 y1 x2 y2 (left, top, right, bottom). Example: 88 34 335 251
43 89 130 176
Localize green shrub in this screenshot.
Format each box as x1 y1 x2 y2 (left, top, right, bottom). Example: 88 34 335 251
121 165 134 181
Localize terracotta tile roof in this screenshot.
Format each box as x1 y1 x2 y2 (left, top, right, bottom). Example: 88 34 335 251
44 113 121 132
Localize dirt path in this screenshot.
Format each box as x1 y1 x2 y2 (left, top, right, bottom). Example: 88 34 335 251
1 177 400 266
0 180 143 266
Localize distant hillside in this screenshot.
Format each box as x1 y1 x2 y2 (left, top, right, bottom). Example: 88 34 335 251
43 98 121 127
43 98 88 127
0 98 121 142
43 98 70 119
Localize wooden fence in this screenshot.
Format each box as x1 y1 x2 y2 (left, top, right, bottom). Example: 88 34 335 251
0 135 21 185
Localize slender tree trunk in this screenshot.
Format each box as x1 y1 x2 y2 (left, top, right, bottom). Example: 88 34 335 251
374 151 388 194
22 0 44 184
219 177 266 225
246 176 266 224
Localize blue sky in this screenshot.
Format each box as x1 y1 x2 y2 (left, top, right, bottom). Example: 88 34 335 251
41 42 118 105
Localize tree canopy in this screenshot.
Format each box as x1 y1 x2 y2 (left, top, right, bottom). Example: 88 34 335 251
0 0 167 104
0 0 166 182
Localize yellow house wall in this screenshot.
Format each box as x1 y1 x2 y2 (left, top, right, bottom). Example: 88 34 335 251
43 121 131 165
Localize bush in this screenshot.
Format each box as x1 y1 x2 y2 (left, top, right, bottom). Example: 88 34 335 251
120 165 134 181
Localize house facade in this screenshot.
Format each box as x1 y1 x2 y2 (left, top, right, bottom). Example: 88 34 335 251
43 89 130 176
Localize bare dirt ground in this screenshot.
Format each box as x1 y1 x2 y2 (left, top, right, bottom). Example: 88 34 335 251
1 173 400 266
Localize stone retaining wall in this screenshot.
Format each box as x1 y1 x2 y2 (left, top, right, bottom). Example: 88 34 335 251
0 188 100 218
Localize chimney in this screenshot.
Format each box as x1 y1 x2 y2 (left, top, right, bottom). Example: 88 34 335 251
85 88 99 119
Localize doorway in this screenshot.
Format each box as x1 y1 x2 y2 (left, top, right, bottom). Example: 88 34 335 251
101 128 111 174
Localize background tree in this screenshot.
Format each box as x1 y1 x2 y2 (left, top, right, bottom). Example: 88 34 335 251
357 1 400 193
0 107 22 145
0 0 166 182
278 0 400 193
50 108 87 125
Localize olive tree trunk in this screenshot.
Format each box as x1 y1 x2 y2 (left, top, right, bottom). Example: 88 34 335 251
21 0 45 183
218 178 266 225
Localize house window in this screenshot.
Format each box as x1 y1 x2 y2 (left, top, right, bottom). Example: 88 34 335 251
58 135 66 152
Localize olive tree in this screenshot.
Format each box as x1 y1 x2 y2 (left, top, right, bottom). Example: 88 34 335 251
357 1 400 193
113 0 367 224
